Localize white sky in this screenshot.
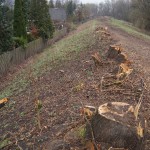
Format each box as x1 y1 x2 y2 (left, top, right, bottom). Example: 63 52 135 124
81 0 104 4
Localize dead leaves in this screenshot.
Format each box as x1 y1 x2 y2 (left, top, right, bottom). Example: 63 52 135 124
85 140 95 150
73 82 84 92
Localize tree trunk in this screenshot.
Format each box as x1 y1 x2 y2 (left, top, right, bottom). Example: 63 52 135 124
86 102 146 150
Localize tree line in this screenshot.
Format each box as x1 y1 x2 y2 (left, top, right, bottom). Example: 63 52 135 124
49 0 98 22
49 0 150 30
0 0 98 54
0 0 149 54
0 0 54 54
98 0 150 30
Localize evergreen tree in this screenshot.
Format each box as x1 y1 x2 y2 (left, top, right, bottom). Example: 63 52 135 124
66 0 76 17
0 0 13 54
30 0 54 39
22 0 29 25
13 0 26 38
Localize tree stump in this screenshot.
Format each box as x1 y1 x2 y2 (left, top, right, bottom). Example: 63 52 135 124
107 45 123 59
0 98 8 109
116 53 128 64
116 63 133 80
91 52 103 68
85 102 146 150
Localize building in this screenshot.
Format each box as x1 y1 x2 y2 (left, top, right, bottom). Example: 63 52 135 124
49 8 67 22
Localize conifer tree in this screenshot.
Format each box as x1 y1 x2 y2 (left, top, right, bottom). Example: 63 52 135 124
22 0 29 25
30 0 54 39
66 0 76 17
13 0 26 38
0 0 13 54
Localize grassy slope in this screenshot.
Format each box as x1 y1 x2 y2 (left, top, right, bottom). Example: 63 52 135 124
0 20 99 99
110 18 150 40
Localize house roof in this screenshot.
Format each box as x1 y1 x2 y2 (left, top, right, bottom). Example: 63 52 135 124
49 8 67 22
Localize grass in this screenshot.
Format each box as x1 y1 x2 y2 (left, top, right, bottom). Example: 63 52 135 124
0 20 99 99
109 18 150 40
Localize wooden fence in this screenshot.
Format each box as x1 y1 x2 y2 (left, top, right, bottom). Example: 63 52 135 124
0 28 67 75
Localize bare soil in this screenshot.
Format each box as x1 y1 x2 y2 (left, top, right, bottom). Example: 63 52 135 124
0 19 150 150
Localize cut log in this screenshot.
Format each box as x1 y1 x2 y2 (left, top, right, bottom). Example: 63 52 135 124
107 45 123 59
85 102 146 150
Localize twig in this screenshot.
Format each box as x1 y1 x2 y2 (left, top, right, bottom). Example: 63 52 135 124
37 110 41 130
104 80 122 87
134 79 145 120
101 88 130 92
100 76 104 91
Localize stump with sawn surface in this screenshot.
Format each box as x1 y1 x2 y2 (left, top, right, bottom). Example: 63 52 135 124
86 102 146 150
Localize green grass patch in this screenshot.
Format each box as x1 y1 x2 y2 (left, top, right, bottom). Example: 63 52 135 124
0 20 99 99
110 18 150 40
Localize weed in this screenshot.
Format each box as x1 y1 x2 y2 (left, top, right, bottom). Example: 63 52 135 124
78 126 86 138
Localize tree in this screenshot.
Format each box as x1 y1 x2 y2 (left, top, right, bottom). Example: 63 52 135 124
130 0 150 30
98 0 130 21
66 0 76 17
49 0 54 8
0 0 13 54
84 3 98 18
30 0 54 39
22 0 30 25
75 3 84 22
55 0 62 8
13 0 26 38
111 0 130 21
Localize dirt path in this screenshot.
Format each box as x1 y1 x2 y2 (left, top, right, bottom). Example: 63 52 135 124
105 22 150 88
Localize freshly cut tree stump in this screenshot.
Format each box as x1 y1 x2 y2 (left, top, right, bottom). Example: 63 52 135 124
116 53 128 64
95 26 107 32
107 45 123 59
91 52 103 67
116 63 133 80
86 102 146 150
0 98 8 109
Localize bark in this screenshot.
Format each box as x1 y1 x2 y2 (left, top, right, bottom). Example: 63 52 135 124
86 102 146 150
107 45 122 59
91 52 103 67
